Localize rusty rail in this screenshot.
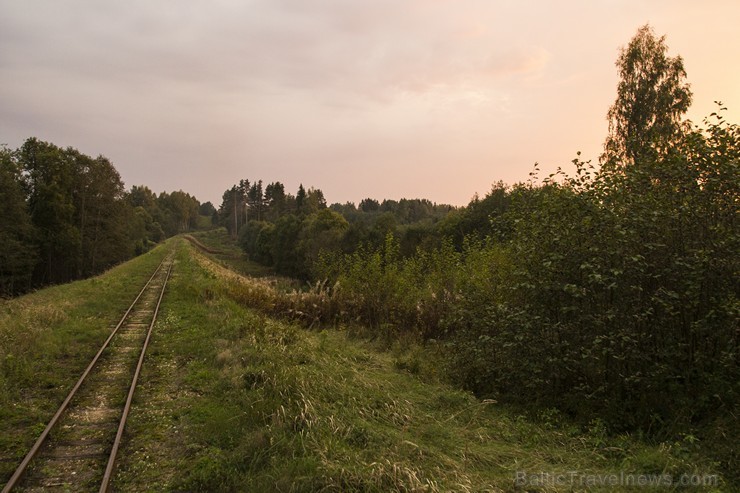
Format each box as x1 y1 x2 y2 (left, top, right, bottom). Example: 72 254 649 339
2 256 173 492
99 260 173 492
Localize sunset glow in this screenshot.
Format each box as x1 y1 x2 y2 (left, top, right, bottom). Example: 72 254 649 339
2 0 738 205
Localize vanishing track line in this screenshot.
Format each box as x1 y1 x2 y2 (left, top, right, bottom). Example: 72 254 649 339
3 256 174 492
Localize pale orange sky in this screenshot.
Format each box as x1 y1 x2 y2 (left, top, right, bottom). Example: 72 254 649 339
1 0 738 206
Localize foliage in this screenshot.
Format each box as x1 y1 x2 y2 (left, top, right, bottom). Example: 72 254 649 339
218 179 299 237
20 138 133 284
297 209 349 277
436 181 512 247
198 200 216 217
603 24 692 167
140 239 724 491
238 220 275 265
0 146 37 295
270 214 304 277
223 108 739 479
0 137 205 295
157 189 200 235
447 111 738 479
221 176 457 283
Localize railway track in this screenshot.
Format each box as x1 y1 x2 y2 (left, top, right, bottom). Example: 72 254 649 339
2 256 174 492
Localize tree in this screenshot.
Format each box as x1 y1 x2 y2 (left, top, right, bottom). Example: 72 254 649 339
359 198 380 212
159 190 199 234
218 184 247 237
239 220 274 264
128 185 165 243
270 214 303 276
305 187 327 213
18 138 136 284
297 209 348 277
20 138 81 283
0 146 37 295
603 24 692 168
198 201 216 216
130 185 158 209
295 184 307 214
73 153 131 275
2 136 208 293
247 180 264 221
264 181 286 220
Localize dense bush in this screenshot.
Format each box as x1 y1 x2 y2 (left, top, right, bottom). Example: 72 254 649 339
450 114 738 438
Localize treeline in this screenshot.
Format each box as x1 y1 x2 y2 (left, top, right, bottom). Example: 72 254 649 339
0 137 204 296
216 179 454 278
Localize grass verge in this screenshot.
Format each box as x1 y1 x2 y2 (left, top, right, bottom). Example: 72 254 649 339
0 242 171 482
111 239 725 492
189 228 276 279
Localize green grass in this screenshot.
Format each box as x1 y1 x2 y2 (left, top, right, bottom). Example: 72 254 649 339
0 236 726 491
191 227 302 293
195 214 215 230
0 242 172 482
110 239 726 492
190 228 276 278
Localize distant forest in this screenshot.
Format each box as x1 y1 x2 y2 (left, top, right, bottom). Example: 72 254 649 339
215 179 456 279
0 137 206 295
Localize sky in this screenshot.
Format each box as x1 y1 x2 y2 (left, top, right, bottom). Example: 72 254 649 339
1 1 739 207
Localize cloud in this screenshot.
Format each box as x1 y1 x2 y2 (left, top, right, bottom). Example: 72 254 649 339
485 46 551 79
0 0 546 112
3 0 738 207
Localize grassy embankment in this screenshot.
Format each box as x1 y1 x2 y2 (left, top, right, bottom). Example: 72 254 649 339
184 228 276 279
0 243 171 481
113 236 724 491
1 235 726 491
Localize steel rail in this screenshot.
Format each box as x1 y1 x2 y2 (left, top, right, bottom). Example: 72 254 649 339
1 257 169 493
99 260 173 492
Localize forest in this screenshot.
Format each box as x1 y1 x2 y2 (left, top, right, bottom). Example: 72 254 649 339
0 137 208 295
1 25 738 481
